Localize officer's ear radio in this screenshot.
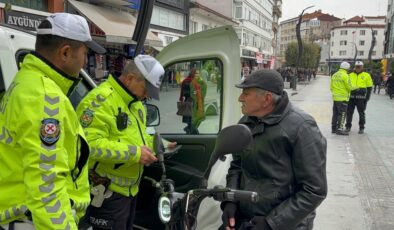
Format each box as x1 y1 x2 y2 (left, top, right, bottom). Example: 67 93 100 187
116 108 128 131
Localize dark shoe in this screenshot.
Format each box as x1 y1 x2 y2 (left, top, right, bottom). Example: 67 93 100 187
331 128 337 133
336 130 349 135
345 127 351 132
358 129 364 134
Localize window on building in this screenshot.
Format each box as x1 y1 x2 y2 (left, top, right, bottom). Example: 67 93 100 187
156 0 185 9
358 51 364 56
234 5 243 19
359 40 365 46
190 21 198 33
372 51 377 56
202 24 210 31
332 41 334 46
340 40 347 46
340 30 348 35
360 30 366 35
339 50 347 56
331 51 333 56
151 6 186 31
332 31 334 37
373 30 378 35
165 36 173 45
0 0 48 11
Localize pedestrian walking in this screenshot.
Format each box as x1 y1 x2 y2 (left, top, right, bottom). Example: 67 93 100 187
345 61 373 134
330 61 353 135
76 55 176 230
386 73 394 99
0 13 105 230
221 70 327 230
372 71 382 94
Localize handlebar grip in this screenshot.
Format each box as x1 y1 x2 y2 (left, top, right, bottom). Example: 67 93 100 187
224 190 259 203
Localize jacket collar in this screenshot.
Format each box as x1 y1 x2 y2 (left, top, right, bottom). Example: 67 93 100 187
240 91 291 127
338 69 348 74
107 74 138 106
22 52 81 96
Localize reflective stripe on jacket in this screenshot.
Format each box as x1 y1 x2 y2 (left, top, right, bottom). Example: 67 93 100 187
76 75 153 197
330 69 352 102
0 53 90 230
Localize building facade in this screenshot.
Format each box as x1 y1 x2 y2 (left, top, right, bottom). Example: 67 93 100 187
232 0 275 72
278 10 341 69
150 0 190 48
384 0 394 72
330 16 386 64
0 0 62 31
189 0 237 34
271 0 282 68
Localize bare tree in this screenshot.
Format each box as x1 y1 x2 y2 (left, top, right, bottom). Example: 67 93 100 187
368 27 377 69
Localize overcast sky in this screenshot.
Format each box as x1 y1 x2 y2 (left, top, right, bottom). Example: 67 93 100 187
281 0 387 22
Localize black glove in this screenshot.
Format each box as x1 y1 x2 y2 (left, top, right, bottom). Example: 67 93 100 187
250 216 272 230
221 202 237 229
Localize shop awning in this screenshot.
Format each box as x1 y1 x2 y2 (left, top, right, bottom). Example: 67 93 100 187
68 0 163 47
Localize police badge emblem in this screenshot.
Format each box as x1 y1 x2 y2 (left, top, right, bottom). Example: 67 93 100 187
40 118 60 146
80 108 94 128
138 109 144 123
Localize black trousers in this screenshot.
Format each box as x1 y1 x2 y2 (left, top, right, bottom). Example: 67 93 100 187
373 84 381 94
331 101 348 131
84 192 137 230
346 98 366 130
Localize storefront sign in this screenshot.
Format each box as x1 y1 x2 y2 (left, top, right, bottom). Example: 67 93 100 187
256 52 263 64
4 10 46 31
242 49 256 58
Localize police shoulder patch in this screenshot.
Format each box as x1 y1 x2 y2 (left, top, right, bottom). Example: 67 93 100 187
80 108 94 128
40 118 60 146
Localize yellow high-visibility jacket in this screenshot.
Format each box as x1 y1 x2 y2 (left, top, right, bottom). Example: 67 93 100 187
76 75 153 197
0 53 90 230
349 71 373 99
330 69 353 102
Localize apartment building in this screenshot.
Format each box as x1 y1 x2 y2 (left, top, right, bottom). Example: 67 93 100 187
330 16 386 63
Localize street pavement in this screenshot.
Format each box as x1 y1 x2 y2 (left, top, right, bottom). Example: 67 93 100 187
290 76 394 230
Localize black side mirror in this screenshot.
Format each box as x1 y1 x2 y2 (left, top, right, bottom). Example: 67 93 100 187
203 124 252 180
146 104 160 127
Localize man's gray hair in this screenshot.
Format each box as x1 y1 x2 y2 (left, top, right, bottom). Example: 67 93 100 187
122 60 144 79
255 88 282 105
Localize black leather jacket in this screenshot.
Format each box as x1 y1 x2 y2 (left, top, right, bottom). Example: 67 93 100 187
226 92 327 230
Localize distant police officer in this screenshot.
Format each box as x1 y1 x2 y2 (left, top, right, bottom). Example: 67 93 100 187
0 13 106 230
76 55 168 230
345 61 373 134
330 61 353 135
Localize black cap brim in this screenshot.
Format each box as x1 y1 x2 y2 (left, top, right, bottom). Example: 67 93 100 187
235 82 257 89
146 80 160 100
85 40 106 54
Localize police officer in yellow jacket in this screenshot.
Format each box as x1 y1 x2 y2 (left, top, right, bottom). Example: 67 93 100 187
0 13 106 230
330 61 353 135
76 55 166 229
345 61 373 134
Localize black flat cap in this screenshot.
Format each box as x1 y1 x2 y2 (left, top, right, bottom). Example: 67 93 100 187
236 69 284 95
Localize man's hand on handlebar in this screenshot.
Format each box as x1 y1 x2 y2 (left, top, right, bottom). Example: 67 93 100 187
166 141 177 149
221 202 237 230
139 146 157 165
